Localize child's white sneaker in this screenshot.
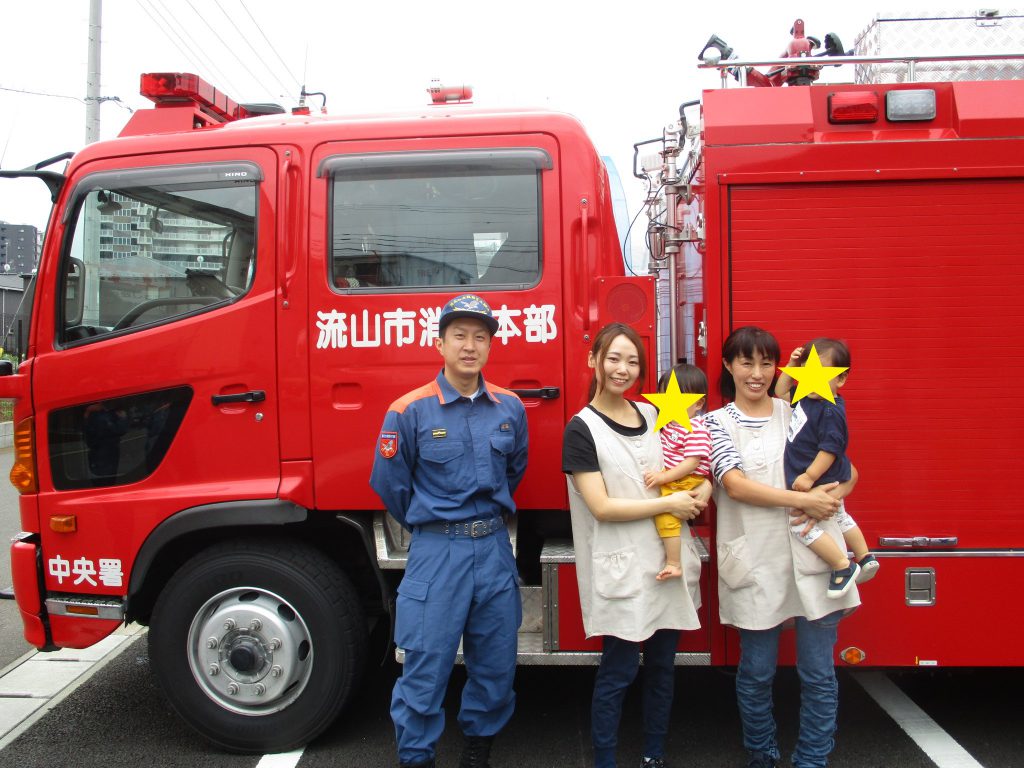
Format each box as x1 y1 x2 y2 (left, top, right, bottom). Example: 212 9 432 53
856 554 880 583
827 562 860 599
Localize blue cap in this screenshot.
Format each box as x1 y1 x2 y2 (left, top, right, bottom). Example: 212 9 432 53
438 293 499 335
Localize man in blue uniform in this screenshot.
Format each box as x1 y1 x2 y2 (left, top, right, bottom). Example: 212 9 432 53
370 293 529 768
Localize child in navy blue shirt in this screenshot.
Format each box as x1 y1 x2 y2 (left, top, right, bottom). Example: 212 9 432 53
775 338 879 598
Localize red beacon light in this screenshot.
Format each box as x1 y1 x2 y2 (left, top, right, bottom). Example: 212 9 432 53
428 80 473 104
140 72 250 124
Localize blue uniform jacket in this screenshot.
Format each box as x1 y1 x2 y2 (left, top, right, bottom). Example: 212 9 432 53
370 370 528 528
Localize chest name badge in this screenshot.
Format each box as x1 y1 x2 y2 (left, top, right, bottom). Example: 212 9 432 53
787 403 808 443
432 429 447 439
500 422 511 432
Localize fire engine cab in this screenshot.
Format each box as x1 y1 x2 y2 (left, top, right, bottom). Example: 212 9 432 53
1 13 1023 753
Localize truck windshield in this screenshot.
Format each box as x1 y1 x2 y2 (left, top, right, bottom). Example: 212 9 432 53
58 167 257 345
328 165 541 291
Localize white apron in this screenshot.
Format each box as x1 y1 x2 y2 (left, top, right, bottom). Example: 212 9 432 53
567 403 702 642
712 398 859 630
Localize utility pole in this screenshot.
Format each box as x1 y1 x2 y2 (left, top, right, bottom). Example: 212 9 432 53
83 0 103 328
85 0 102 144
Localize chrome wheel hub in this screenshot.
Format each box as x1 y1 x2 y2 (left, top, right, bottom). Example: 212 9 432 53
187 587 313 715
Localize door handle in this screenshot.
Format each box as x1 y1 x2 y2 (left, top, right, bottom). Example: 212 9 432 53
579 198 593 330
211 390 266 405
509 387 560 400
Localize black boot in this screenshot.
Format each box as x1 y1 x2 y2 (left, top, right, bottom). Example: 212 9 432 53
399 760 435 768
459 735 494 768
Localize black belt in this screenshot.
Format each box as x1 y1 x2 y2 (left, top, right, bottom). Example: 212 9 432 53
416 516 505 538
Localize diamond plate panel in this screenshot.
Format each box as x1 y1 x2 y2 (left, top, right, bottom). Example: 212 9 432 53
853 11 1024 82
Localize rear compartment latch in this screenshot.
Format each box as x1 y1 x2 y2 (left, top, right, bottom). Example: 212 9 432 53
905 568 936 606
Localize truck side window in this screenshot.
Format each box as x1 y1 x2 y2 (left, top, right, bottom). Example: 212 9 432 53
325 151 545 291
48 386 193 490
58 164 259 345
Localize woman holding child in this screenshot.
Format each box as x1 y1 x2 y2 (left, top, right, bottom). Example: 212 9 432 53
562 323 708 768
706 326 860 768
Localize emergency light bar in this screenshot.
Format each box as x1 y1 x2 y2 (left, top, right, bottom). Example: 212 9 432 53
140 72 250 122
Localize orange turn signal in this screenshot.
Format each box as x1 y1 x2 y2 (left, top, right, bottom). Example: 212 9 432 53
50 515 78 533
840 646 867 665
66 605 100 616
9 417 37 494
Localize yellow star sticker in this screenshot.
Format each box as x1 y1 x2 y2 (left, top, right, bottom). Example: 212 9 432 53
779 344 848 404
642 371 704 432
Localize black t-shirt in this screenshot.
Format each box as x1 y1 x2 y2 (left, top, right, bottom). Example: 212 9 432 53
562 402 648 474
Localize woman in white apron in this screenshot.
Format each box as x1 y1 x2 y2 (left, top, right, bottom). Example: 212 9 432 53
705 326 860 768
562 323 708 768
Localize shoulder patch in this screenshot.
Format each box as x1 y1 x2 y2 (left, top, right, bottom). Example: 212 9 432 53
378 431 399 458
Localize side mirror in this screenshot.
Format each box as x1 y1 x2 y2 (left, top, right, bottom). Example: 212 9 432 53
0 361 13 376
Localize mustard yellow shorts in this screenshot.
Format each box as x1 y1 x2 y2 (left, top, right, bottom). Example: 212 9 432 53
654 474 706 538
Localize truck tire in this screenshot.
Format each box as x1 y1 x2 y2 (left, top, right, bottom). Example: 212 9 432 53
148 538 368 752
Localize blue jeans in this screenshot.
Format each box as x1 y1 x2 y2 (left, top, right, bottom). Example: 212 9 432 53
592 628 680 768
736 611 843 768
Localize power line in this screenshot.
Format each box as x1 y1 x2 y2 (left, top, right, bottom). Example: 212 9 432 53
136 0 205 77
0 85 84 103
213 0 295 99
184 0 272 100
86 95 135 113
136 0 228 90
155 0 248 94
239 0 302 93
0 86 132 113
141 0 245 95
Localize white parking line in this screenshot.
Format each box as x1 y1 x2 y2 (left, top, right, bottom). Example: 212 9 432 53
853 671 984 768
255 749 305 767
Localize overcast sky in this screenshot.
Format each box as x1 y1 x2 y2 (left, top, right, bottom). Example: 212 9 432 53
1 1 897 232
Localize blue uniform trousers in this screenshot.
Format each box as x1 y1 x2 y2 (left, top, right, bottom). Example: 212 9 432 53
391 526 522 764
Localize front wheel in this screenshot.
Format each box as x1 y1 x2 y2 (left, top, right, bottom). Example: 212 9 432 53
148 539 368 752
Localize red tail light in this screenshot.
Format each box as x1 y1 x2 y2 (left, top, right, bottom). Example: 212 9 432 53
828 92 880 124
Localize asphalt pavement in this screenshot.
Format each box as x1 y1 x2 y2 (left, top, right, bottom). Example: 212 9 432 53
0 631 1020 768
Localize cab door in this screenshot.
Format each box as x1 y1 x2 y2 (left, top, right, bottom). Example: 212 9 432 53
31 149 279 605
307 136 565 512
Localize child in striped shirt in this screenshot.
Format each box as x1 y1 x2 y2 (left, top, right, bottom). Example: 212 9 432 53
644 364 712 580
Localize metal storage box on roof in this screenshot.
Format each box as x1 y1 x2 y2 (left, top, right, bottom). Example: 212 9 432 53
853 9 1024 82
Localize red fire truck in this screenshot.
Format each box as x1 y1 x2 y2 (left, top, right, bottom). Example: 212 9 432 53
2 18 1023 753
